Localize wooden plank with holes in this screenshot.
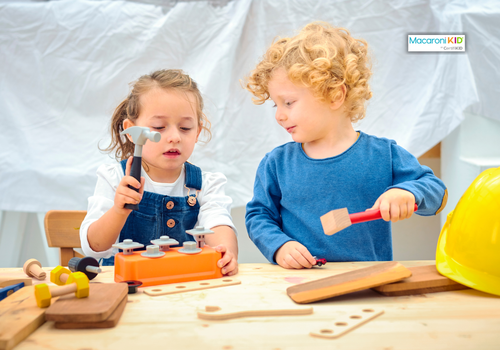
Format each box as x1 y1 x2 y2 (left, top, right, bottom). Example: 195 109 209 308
143 277 241 296
310 307 384 339
372 264 470 296
287 261 412 304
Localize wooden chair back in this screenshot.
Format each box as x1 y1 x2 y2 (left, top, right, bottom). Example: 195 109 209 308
44 210 86 266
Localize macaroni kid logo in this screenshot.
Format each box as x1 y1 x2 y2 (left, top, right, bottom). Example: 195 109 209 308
408 35 465 52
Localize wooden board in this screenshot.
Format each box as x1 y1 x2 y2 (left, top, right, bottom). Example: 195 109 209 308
45 283 128 323
0 286 49 350
143 277 241 296
197 305 313 320
372 264 470 296
287 261 412 304
310 307 384 339
54 294 128 329
0 277 32 289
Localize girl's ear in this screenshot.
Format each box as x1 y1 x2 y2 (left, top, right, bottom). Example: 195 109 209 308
195 125 202 142
123 119 135 142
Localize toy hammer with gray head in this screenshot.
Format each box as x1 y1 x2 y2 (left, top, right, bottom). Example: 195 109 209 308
120 126 161 210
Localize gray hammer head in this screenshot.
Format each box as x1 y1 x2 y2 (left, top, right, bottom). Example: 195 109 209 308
121 126 161 146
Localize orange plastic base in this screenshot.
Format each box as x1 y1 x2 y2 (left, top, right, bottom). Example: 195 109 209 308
114 246 223 287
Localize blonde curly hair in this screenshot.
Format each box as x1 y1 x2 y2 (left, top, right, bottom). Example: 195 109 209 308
245 22 373 123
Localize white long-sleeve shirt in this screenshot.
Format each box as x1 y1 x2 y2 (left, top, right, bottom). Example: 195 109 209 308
80 162 236 259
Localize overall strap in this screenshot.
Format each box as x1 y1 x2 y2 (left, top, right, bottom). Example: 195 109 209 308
120 159 127 174
184 162 202 190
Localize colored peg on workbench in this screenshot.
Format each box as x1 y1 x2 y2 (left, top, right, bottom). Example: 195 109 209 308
35 272 89 308
68 256 102 280
23 259 46 280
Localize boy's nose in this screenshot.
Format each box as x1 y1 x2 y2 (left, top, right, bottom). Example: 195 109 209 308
275 109 287 122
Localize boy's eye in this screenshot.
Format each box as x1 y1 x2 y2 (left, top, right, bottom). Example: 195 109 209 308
152 127 164 131
181 127 192 131
285 101 295 106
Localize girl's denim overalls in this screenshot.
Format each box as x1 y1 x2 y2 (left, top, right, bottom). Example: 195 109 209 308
101 160 201 266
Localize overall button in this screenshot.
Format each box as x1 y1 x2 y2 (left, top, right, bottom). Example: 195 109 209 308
166 201 174 210
167 219 176 228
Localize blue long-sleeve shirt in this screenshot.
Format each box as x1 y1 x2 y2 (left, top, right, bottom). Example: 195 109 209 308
245 131 447 263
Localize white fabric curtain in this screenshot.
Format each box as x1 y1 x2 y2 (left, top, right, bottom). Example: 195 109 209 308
0 0 497 212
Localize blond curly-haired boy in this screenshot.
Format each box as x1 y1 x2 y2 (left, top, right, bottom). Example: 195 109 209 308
244 22 447 269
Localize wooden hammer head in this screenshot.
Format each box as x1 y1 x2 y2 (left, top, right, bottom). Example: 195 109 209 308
320 208 352 235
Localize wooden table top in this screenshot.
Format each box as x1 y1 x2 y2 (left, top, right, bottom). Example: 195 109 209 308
1 260 500 350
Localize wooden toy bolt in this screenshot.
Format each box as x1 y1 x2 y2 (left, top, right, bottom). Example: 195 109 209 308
50 266 72 286
23 259 46 280
120 126 161 210
34 271 89 308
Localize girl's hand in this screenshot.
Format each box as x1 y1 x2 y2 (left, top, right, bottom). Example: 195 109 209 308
370 188 416 222
214 245 238 276
275 241 316 269
113 156 145 216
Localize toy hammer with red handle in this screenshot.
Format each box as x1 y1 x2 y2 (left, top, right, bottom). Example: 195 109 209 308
321 204 419 235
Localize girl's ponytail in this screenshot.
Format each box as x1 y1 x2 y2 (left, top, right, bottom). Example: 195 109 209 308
100 98 134 161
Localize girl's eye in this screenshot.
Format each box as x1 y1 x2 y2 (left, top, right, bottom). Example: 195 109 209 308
285 101 295 106
181 127 192 131
152 126 164 131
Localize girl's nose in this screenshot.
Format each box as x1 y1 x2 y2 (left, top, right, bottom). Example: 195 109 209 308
165 128 181 143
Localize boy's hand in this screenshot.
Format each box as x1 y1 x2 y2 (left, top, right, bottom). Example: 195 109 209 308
370 188 416 222
275 241 316 269
214 245 238 276
113 156 145 216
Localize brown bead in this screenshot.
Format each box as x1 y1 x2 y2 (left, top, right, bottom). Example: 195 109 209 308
167 219 175 228
166 201 174 210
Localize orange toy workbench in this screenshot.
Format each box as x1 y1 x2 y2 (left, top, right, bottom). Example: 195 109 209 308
114 246 223 287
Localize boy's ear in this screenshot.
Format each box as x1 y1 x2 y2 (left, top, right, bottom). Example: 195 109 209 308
330 85 347 111
123 119 135 142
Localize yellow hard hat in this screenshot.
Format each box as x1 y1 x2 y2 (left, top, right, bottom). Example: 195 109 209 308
436 167 500 296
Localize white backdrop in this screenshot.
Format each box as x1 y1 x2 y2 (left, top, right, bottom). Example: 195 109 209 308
0 0 498 213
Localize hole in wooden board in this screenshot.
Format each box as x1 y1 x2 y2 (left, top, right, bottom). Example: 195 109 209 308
176 286 186 289
222 346 233 350
202 324 209 327
222 279 232 282
253 267 262 270
320 329 334 334
363 309 374 313
350 315 362 319
200 283 210 285
205 306 221 312
152 289 161 292
335 322 348 326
